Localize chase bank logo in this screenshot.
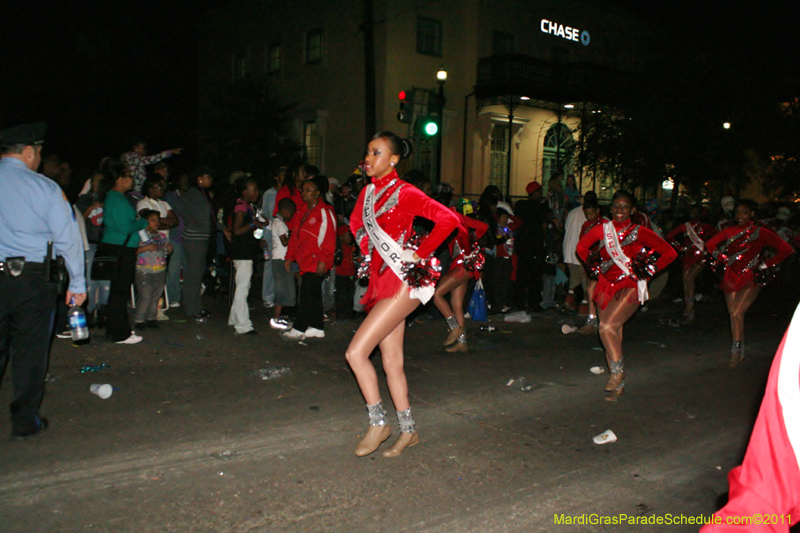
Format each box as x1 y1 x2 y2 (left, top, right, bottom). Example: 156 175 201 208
540 19 590 47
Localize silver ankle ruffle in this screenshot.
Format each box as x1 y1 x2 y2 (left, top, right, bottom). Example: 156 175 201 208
445 316 459 330
396 408 416 433
367 400 387 426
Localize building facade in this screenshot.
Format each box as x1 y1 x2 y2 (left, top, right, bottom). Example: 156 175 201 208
198 0 658 200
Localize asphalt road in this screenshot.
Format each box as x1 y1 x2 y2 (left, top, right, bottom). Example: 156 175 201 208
1 286 798 533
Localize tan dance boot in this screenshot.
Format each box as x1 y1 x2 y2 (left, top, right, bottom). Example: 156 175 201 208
577 315 598 335
604 371 625 392
445 333 468 353
604 386 625 402
354 424 391 456
444 316 465 346
382 432 420 458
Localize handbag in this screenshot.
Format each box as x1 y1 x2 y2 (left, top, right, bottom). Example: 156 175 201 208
467 279 488 322
91 235 131 281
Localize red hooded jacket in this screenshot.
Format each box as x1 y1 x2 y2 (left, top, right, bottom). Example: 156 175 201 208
285 201 337 274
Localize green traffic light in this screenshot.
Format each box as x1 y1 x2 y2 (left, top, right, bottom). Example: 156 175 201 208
424 121 438 136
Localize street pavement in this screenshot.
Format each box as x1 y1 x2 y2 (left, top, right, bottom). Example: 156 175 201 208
1 287 797 533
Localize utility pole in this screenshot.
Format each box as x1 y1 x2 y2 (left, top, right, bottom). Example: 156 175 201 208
362 0 376 143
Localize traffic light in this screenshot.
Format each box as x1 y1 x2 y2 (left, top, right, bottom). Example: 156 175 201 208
421 116 439 136
397 90 414 123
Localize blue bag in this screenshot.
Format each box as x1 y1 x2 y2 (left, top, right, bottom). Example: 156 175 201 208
467 279 488 322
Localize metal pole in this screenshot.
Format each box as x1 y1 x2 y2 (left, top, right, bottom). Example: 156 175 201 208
461 92 474 197
362 0 376 143
436 84 444 185
506 96 514 200
578 103 586 193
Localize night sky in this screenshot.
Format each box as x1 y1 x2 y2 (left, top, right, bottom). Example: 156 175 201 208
2 1 799 178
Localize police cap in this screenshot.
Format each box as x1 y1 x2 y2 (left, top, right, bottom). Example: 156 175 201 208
0 121 47 147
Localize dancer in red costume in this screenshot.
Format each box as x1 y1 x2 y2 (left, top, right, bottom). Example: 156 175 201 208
700 303 800 533
576 190 677 401
666 204 717 324
705 199 793 368
433 211 488 352
575 198 607 334
346 132 460 457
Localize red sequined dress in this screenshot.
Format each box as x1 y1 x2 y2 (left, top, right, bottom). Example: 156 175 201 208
665 220 718 270
349 170 460 310
580 216 608 240
576 219 677 310
448 210 488 279
705 222 793 293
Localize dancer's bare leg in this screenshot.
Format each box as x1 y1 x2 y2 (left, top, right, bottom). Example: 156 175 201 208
725 285 761 343
587 279 597 318
597 288 639 364
377 311 423 457
433 268 470 346
450 282 468 328
597 287 639 399
345 288 420 405
433 269 470 327
683 263 704 316
379 321 410 411
578 279 599 334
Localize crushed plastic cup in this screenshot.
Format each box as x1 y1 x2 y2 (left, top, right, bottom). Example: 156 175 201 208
255 366 291 381
504 310 531 323
593 429 617 445
562 324 578 334
90 383 113 399
506 376 533 392
590 366 605 374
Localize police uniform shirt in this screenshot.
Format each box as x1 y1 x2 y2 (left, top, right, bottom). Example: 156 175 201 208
0 157 86 292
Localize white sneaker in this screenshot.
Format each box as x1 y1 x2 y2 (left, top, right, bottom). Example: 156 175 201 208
270 318 291 330
157 309 170 321
116 334 143 345
304 327 325 338
282 328 305 340
56 330 72 339
169 302 180 308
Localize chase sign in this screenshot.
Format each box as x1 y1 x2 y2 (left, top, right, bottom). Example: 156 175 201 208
540 19 590 46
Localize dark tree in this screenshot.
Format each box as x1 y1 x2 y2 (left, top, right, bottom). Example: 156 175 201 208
198 79 300 180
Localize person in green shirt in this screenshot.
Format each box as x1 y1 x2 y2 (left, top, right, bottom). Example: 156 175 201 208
99 160 147 344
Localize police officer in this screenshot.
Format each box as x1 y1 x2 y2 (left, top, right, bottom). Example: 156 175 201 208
0 122 87 440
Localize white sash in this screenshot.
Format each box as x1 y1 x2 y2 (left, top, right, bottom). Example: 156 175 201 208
685 222 704 252
362 183 435 304
603 221 648 305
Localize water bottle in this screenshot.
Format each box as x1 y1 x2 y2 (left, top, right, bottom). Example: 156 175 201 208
68 304 89 341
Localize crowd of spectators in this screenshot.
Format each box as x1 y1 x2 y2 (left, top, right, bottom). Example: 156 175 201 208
43 141 800 344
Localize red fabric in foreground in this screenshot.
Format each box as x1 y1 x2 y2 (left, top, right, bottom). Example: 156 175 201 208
701 308 800 532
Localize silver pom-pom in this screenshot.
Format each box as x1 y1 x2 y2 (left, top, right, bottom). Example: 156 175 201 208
356 254 371 279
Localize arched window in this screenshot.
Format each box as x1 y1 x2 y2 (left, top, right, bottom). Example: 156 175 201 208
542 122 574 181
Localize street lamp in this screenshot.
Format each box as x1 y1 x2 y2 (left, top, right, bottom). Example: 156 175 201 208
435 66 447 184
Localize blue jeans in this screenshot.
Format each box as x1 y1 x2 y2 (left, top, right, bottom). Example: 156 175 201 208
166 241 186 305
85 243 110 313
541 274 557 309
261 229 274 304
322 266 335 312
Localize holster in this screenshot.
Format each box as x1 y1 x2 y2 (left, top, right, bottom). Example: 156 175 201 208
52 256 68 293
